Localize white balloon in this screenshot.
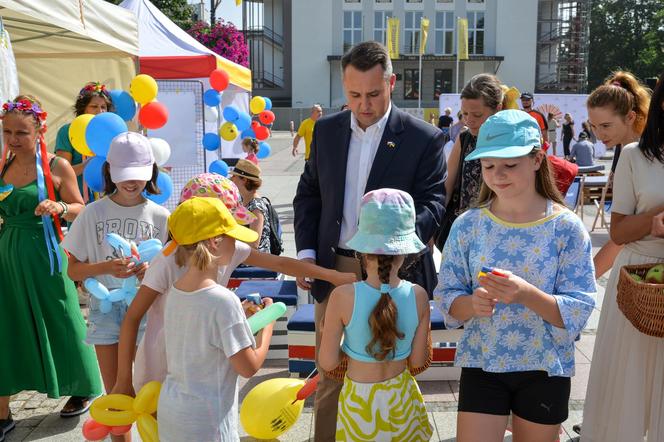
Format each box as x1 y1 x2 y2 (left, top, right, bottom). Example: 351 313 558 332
149 138 171 167
204 106 219 123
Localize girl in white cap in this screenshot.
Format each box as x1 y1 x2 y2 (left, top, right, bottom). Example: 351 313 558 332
61 131 169 442
319 188 433 441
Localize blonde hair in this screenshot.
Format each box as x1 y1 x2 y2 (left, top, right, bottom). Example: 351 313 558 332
587 71 651 135
474 151 565 207
174 240 216 271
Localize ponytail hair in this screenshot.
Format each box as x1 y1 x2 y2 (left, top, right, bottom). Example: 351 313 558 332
174 240 216 271
365 254 404 361
460 74 504 111
587 71 651 135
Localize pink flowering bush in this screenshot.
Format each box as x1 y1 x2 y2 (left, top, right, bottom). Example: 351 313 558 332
188 20 249 67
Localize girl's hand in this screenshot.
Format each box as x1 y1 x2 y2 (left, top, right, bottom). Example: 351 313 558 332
479 270 531 305
261 297 274 308
134 262 149 281
472 287 496 317
651 211 664 238
330 271 357 287
34 199 63 216
242 300 261 317
104 258 136 279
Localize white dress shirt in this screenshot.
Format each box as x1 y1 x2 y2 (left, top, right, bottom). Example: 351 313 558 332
297 104 392 261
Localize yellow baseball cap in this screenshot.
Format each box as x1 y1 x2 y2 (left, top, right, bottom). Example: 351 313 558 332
168 197 258 246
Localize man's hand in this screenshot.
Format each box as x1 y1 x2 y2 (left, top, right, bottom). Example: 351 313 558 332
296 258 315 290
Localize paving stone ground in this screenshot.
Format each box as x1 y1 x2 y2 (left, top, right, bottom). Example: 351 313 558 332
7 131 609 441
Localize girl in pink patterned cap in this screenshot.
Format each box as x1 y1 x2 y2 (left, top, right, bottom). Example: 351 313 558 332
112 173 356 396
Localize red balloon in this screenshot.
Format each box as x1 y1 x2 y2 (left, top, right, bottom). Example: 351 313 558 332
210 69 230 92
139 102 169 129
111 425 132 436
259 110 276 125
250 120 260 130
254 125 270 141
82 419 109 441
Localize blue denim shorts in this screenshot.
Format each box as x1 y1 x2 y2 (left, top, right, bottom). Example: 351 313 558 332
86 297 146 346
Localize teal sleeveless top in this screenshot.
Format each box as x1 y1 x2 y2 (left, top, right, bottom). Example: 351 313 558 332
342 281 419 362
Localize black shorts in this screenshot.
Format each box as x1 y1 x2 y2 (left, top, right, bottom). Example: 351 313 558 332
458 367 571 425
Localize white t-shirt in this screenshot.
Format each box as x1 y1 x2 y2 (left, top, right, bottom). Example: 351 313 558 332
61 197 170 289
157 284 255 442
133 240 252 390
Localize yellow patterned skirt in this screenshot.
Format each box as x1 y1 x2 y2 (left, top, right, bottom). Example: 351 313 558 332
336 370 432 441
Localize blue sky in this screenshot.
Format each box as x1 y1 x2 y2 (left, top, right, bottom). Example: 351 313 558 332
188 0 243 27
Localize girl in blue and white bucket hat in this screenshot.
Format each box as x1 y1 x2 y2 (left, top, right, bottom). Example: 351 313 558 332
436 110 596 441
319 188 433 441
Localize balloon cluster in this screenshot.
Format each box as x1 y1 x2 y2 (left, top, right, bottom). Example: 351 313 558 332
201 69 275 176
86 381 161 442
70 74 173 204
84 234 163 313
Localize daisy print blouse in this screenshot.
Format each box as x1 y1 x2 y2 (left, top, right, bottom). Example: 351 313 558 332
435 205 596 377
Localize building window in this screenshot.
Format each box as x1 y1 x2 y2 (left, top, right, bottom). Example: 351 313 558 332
404 69 419 100
406 0 423 3
433 69 453 99
404 11 423 54
437 0 453 2
343 11 363 53
467 11 484 55
344 0 361 3
435 11 454 55
468 0 484 3
374 11 392 45
376 0 391 3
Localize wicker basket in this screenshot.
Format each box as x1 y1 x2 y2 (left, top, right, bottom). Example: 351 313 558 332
617 264 664 337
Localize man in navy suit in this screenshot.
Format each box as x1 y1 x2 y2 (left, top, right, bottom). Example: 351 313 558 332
293 41 447 441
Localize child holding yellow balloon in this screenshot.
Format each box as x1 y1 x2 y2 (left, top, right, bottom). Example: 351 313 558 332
319 189 433 441
156 197 274 442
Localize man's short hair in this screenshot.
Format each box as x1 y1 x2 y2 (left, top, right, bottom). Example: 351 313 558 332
341 41 393 79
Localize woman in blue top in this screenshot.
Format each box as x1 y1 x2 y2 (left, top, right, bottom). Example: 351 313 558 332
319 189 432 441
436 110 596 442
55 82 114 200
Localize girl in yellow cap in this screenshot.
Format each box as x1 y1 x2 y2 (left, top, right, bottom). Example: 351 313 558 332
157 197 274 442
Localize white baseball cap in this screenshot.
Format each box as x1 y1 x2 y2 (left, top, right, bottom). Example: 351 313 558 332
106 132 155 183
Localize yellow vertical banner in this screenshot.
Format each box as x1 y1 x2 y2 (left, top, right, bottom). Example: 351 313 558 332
419 17 430 55
457 17 469 60
387 17 400 59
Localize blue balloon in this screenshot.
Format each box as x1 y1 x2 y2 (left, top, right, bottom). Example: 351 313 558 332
235 112 252 132
109 89 136 121
222 105 240 122
202 132 221 151
83 156 107 192
204 89 221 107
263 97 273 111
144 171 173 205
85 112 127 157
257 142 272 159
209 160 229 177
241 128 256 139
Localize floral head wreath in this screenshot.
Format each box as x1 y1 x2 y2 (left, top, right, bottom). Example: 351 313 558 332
1 98 48 123
78 82 109 99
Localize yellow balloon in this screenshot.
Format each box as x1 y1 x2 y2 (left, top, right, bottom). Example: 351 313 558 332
130 74 158 105
68 114 95 157
219 122 239 141
137 414 159 442
90 394 137 427
134 380 161 415
240 378 305 440
249 96 266 115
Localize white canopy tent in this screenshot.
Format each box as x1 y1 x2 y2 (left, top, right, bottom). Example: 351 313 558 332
0 0 139 145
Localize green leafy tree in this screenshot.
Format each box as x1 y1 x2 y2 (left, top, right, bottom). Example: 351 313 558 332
589 0 664 89
104 0 194 30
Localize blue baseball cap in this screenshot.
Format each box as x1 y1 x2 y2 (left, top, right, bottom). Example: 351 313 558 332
465 110 542 161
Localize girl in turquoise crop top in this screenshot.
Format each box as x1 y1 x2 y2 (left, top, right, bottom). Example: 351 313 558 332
319 188 433 441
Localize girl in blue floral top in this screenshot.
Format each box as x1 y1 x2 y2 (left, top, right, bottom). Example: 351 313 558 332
435 110 596 441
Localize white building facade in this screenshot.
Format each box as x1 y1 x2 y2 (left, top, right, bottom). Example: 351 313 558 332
291 0 539 109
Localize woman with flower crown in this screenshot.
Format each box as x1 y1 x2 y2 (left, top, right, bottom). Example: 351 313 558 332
55 81 114 201
0 95 101 438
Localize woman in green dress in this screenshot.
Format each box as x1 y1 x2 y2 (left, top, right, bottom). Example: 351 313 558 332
0 95 101 438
